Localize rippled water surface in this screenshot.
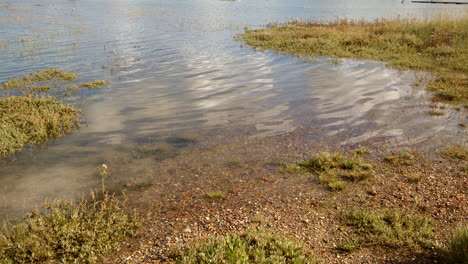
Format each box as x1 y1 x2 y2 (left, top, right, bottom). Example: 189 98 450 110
0 0 466 218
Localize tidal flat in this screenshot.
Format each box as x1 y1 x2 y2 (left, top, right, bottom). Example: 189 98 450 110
0 0 467 263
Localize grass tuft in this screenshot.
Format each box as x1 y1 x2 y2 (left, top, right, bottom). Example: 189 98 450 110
291 152 373 191
239 17 468 105
169 229 318 263
383 151 415 165
445 223 468 264
1 68 77 92
80 80 109 89
337 238 360 253
346 208 433 248
0 194 140 264
206 191 226 200
406 173 423 183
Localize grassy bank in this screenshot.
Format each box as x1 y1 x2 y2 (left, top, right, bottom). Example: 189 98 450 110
239 16 468 105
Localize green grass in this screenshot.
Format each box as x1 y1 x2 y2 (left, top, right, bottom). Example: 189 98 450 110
0 194 140 263
0 95 80 158
353 146 371 156
337 238 360 253
80 80 109 89
239 16 468 105
383 151 415 165
346 208 433 248
206 191 226 200
406 173 423 183
290 152 373 191
446 223 468 264
169 229 318 264
0 68 77 92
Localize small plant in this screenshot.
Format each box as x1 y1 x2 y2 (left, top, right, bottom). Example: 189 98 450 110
169 229 318 263
353 146 371 156
441 145 467 161
206 191 225 200
406 173 423 183
427 109 445 116
445 223 468 264
337 238 360 253
0 193 140 263
249 213 265 224
383 151 415 166
80 80 109 89
291 152 372 191
97 164 108 193
345 208 433 248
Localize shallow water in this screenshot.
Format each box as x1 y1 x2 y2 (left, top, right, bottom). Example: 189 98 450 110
0 0 466 218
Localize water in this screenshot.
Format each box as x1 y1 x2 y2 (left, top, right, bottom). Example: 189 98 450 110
0 0 466 218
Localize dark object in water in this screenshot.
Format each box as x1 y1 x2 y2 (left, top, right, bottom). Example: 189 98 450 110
412 0 468 4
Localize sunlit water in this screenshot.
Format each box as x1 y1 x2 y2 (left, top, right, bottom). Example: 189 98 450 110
0 0 466 218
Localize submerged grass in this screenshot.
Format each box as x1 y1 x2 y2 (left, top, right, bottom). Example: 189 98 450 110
80 80 109 89
169 229 318 264
0 68 77 92
346 208 433 248
290 152 373 191
0 69 112 158
0 193 140 263
0 95 80 158
239 16 468 105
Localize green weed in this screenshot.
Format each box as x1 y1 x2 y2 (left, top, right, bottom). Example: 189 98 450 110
337 238 360 253
346 208 433 248
406 173 423 183
206 191 226 200
0 95 80 158
80 80 109 89
0 193 140 264
1 68 77 92
292 152 372 191
383 151 415 165
169 229 318 263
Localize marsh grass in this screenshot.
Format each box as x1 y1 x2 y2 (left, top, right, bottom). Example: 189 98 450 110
445 223 468 264
80 80 109 89
0 69 111 158
346 208 433 248
290 152 373 191
239 16 468 105
169 229 318 264
0 95 80 158
0 68 77 92
0 193 140 263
